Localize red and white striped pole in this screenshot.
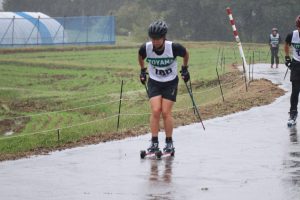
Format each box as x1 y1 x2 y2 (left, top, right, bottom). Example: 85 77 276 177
226 7 248 78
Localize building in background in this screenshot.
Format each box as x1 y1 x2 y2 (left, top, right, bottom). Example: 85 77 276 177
0 12 65 46
0 12 115 47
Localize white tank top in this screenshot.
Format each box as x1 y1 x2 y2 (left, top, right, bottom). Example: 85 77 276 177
270 33 280 47
146 41 177 82
292 30 300 62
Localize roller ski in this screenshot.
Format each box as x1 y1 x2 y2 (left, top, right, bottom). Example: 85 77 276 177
287 110 298 127
155 140 175 159
140 141 160 159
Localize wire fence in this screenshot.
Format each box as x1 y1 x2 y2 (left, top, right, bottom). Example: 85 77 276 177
0 46 274 150
0 73 245 141
0 15 115 47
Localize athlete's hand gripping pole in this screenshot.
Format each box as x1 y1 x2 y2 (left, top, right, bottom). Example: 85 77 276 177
283 67 289 80
180 65 190 83
285 56 292 69
140 68 149 98
140 68 147 84
184 80 205 131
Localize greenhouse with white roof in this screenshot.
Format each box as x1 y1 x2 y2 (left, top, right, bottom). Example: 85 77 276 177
0 12 115 46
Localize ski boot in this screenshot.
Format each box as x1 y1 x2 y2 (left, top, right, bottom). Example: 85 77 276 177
162 140 175 157
287 110 298 127
140 140 159 159
153 142 175 159
147 141 159 153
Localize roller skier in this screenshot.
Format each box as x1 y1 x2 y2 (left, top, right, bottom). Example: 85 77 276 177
138 20 190 158
285 15 300 126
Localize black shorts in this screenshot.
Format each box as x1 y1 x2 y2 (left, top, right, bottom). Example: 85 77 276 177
147 76 179 102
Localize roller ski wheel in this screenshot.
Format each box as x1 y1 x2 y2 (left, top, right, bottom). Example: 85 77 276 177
287 119 296 127
170 151 175 157
140 150 146 159
155 150 162 159
288 111 297 127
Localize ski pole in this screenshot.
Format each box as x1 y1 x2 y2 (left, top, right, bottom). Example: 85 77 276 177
144 83 149 98
189 80 196 115
184 81 205 130
284 67 289 80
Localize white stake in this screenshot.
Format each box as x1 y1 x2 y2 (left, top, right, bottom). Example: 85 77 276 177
226 7 248 84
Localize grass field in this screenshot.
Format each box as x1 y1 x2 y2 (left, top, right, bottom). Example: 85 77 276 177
0 38 276 155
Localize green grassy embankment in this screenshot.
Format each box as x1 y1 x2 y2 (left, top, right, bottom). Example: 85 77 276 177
0 39 282 159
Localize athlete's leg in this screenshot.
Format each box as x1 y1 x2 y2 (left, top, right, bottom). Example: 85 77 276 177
161 98 175 138
149 96 162 137
270 48 275 67
290 81 300 112
275 48 279 67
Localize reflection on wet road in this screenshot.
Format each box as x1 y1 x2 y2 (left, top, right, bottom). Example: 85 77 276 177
145 158 174 200
289 126 298 143
148 157 173 183
284 126 300 199
1 64 300 200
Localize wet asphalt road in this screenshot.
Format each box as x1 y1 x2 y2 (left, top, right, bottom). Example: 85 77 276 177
0 64 300 200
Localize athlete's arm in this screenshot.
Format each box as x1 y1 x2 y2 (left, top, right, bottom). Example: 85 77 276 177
172 43 189 66
285 33 292 56
279 35 282 44
183 49 189 66
138 43 147 70
138 55 145 69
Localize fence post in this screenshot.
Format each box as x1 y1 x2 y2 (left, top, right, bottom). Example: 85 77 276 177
57 129 60 142
223 56 226 73
37 16 40 45
216 67 225 102
86 15 89 45
63 16 66 46
12 16 15 46
248 54 251 84
252 51 255 81
117 80 124 131
242 60 248 92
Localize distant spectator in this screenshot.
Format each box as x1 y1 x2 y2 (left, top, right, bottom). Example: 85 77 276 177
269 27 281 68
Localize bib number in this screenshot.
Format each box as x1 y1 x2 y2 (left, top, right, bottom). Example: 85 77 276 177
155 68 172 76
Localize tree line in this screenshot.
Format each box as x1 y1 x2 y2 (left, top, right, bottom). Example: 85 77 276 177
2 0 300 43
